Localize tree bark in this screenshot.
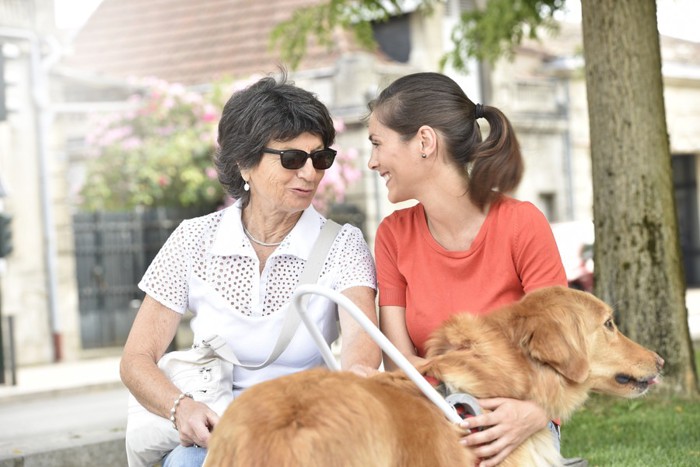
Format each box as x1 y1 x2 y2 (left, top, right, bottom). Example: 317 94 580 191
581 0 697 395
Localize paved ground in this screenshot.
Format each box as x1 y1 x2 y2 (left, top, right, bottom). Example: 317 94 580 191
0 355 127 466
0 387 127 444
0 354 123 403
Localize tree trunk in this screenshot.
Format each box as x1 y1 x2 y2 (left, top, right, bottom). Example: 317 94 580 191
581 0 697 395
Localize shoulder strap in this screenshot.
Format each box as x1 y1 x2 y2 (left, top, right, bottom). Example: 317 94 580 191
298 220 342 286
209 220 342 369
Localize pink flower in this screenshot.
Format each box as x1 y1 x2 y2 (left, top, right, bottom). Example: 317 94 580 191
169 83 186 96
100 126 132 146
342 164 362 184
201 104 218 123
121 137 142 150
333 118 346 133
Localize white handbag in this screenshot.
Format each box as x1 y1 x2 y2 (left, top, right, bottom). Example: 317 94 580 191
125 220 342 466
125 336 237 467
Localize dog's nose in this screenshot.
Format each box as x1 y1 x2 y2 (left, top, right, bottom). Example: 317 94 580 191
655 354 664 371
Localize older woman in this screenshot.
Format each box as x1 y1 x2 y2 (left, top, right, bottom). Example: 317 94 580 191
121 74 381 467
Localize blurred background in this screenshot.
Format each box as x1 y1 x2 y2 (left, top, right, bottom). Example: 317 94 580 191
0 0 699 373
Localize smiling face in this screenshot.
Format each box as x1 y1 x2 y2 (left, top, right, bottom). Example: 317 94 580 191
242 132 327 217
367 113 422 204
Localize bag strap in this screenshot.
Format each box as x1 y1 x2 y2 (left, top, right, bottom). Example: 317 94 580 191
205 220 342 369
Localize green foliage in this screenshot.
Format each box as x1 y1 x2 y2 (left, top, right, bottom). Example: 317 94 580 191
79 78 228 212
79 76 362 215
443 0 565 70
561 393 700 466
271 0 439 69
271 0 565 72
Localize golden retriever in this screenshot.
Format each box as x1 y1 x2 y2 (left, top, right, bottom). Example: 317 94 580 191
204 286 663 467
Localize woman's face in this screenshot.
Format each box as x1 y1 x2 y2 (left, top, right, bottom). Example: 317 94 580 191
367 113 421 204
243 132 327 216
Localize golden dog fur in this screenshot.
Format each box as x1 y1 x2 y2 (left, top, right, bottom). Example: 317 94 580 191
205 286 663 467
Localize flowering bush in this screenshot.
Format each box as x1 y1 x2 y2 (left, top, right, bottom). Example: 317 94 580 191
314 119 363 213
79 77 360 215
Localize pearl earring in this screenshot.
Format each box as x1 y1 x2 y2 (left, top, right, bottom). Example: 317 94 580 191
244 182 250 192
421 153 427 159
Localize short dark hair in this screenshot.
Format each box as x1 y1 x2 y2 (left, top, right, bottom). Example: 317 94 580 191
369 72 523 210
214 72 336 205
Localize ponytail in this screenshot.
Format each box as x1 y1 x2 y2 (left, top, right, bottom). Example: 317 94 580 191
467 105 523 209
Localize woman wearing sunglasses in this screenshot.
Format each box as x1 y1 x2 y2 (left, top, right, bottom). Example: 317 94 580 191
121 73 381 467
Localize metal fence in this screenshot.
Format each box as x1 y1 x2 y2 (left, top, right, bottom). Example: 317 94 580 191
72 204 366 349
72 207 200 348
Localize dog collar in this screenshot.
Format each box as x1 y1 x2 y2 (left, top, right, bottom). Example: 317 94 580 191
423 374 483 422
424 374 449 398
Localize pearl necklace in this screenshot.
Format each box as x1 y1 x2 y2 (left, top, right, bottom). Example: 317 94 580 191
242 224 283 247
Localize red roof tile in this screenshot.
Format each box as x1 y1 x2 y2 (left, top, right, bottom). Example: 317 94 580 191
63 0 358 85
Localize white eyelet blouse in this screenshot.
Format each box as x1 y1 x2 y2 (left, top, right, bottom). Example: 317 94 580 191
139 200 376 394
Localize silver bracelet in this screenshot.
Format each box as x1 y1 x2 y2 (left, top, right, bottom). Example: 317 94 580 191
169 392 193 430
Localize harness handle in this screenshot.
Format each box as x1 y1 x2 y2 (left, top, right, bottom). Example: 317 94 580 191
291 283 463 424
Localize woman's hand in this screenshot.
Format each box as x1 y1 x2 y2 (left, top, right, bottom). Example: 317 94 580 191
174 397 220 448
458 398 549 466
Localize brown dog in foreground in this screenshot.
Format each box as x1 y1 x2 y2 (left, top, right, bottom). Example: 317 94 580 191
204 286 663 467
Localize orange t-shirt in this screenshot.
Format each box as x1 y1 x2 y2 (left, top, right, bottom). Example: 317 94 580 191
375 197 567 356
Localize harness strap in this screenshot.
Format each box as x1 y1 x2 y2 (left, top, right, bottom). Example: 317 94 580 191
423 374 483 428
423 377 483 467
445 392 483 432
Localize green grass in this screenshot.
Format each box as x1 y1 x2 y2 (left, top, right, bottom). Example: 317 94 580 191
561 394 700 466
560 348 700 466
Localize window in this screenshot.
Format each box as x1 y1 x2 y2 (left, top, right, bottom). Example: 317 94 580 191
673 154 700 286
372 14 411 63
538 192 557 222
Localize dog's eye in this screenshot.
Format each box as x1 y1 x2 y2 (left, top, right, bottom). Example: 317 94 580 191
604 318 615 331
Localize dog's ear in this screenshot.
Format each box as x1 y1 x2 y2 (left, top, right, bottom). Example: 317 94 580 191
524 311 589 383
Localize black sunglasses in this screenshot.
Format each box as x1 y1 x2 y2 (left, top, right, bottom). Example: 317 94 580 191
262 147 337 170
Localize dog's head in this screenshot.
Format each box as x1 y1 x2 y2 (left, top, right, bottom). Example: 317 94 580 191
425 286 663 401
514 287 663 397
508 287 663 397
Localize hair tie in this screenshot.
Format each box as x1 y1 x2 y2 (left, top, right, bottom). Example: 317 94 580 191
474 103 484 120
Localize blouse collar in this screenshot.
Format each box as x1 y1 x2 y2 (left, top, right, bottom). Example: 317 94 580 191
210 199 325 260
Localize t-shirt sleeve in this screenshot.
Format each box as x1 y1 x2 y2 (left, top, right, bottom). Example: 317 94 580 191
138 220 192 314
375 217 408 307
512 202 568 292
334 224 377 292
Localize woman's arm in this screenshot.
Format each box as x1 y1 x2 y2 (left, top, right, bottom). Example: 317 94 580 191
121 295 182 416
379 305 427 370
121 295 219 447
338 286 382 374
